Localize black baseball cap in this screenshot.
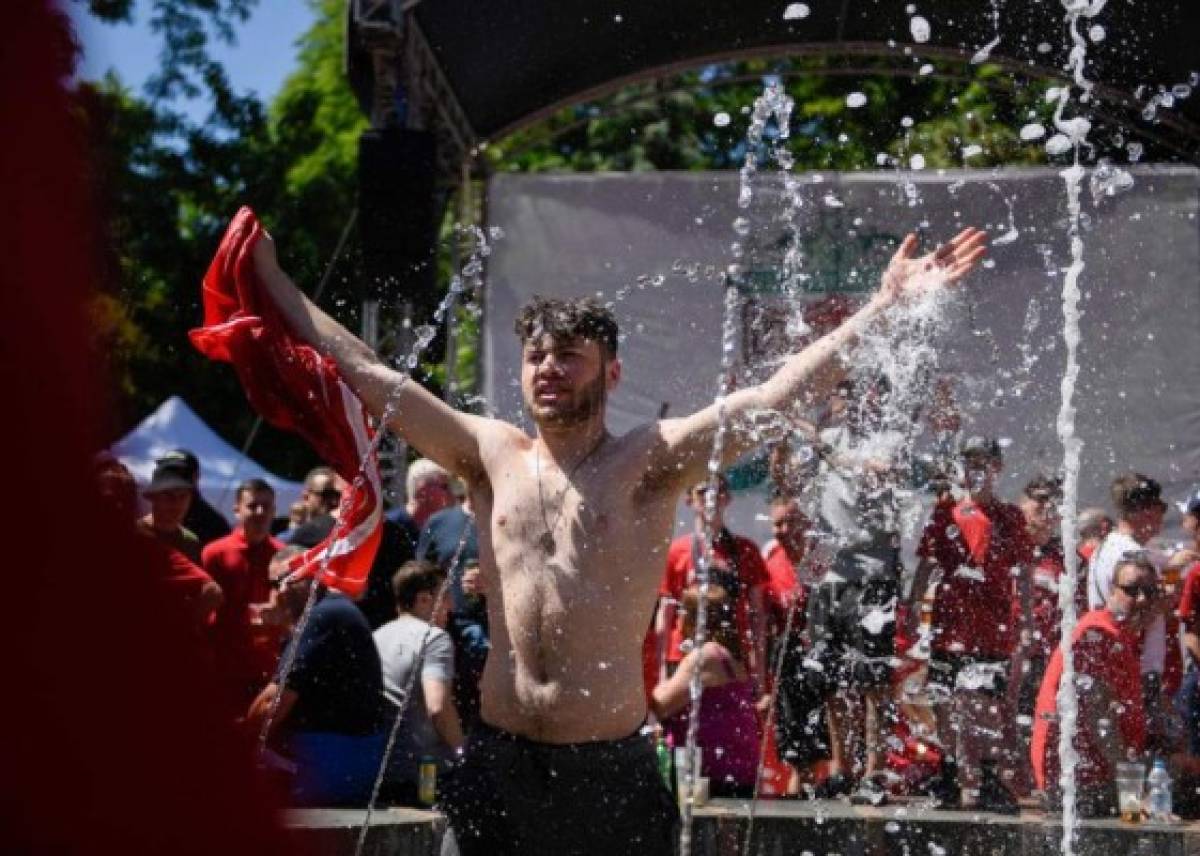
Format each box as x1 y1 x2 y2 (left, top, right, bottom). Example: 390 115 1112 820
144 459 194 495
156 449 200 484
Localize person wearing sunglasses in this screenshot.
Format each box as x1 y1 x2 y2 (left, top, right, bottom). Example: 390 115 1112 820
1032 554 1158 817
1087 473 1173 747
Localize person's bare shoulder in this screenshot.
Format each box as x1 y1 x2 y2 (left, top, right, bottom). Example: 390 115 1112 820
620 421 692 500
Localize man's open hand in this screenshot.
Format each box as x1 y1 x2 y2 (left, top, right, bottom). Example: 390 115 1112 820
879 228 988 305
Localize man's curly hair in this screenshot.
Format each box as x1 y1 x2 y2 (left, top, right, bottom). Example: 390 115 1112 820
514 295 619 357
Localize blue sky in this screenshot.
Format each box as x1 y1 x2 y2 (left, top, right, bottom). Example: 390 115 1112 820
67 0 318 120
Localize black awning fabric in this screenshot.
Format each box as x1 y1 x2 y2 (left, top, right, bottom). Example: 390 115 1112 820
392 0 1200 141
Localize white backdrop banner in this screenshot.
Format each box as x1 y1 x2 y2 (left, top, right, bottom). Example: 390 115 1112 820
483 168 1200 547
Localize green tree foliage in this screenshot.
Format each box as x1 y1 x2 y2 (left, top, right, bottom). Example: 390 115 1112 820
79 0 363 475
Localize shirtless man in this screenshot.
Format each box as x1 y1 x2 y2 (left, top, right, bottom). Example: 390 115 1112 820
249 225 986 855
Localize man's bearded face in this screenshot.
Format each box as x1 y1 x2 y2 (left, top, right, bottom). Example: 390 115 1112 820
521 334 609 427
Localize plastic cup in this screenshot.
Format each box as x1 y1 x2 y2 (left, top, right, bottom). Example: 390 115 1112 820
674 746 702 808
1115 761 1145 824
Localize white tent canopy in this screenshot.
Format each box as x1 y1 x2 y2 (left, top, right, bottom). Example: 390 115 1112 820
113 396 304 524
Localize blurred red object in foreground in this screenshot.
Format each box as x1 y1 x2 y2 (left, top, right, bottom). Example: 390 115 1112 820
0 4 288 854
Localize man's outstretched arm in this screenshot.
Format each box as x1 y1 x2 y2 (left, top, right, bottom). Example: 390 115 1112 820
652 229 988 489
252 231 489 481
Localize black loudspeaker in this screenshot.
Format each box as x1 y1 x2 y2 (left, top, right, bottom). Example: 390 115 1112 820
357 128 437 305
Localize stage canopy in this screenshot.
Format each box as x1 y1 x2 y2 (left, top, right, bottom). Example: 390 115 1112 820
112 396 304 524
349 0 1200 159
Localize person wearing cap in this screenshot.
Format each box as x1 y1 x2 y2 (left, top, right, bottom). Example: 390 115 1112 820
1171 488 1200 753
99 454 222 630
139 457 203 564
909 435 1031 811
1087 472 1174 745
157 449 231 548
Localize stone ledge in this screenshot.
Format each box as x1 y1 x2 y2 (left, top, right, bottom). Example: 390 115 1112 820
283 808 445 856
280 801 1199 855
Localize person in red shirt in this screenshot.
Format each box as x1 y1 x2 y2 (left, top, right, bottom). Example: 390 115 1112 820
203 478 284 706
1032 554 1155 816
910 436 1031 811
1012 476 1065 716
654 475 769 711
1172 488 1200 754
1009 474 1065 797
762 493 829 795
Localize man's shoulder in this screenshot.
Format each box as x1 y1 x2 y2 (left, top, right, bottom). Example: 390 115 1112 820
315 592 370 627
201 531 240 556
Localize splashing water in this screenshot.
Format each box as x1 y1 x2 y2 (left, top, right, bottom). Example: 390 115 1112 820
970 0 1003 63
782 2 810 21
1089 159 1134 203
1048 1 1109 852
678 80 794 856
910 15 931 44
256 223 500 755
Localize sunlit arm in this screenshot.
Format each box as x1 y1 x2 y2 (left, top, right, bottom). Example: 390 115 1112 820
649 229 987 490
423 676 464 750
251 230 490 481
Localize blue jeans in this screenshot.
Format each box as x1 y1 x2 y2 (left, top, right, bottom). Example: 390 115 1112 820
1177 666 1200 755
282 729 388 806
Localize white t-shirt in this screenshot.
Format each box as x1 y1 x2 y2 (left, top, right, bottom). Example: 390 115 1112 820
1088 530 1166 675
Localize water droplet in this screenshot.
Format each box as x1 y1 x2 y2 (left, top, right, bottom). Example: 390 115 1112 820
1044 134 1072 156
1088 24 1105 42
846 91 868 109
1037 41 1052 53
961 144 983 159
909 15 931 44
1020 122 1046 141
885 821 902 833
713 111 731 127
918 63 934 76
901 116 914 128
782 2 810 20
910 154 926 170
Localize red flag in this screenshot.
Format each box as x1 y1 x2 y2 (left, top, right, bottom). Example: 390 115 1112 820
189 207 382 597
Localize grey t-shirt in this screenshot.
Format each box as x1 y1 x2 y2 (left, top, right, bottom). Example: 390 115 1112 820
374 614 455 777
816 422 903 582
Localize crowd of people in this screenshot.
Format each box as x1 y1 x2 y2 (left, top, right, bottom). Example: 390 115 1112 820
97 418 1200 821
90 219 1197 847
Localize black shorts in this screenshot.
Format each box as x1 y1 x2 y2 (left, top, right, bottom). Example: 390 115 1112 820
773 634 832 765
927 652 1008 698
806 564 899 690
439 722 679 856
